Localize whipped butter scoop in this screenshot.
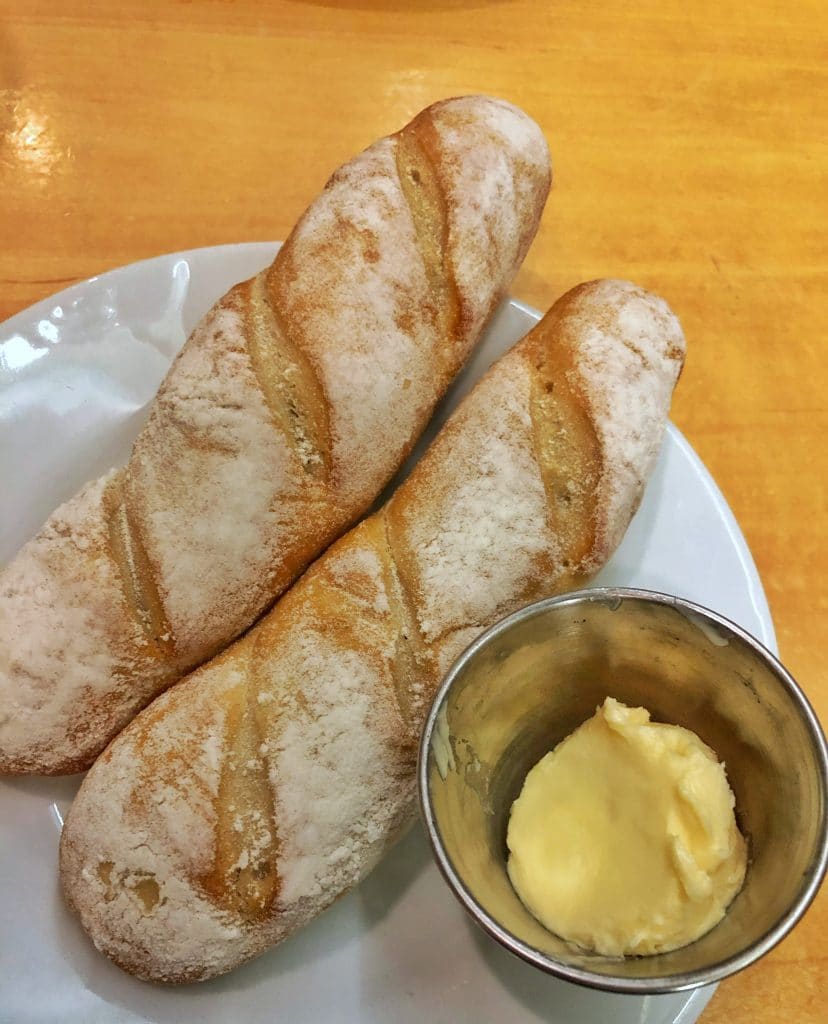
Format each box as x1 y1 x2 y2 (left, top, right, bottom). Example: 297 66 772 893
506 697 748 957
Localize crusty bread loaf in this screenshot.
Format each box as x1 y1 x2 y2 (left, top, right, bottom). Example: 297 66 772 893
0 95 551 775
60 279 686 982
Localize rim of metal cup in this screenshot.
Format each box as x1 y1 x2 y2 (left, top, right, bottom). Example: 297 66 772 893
417 587 828 995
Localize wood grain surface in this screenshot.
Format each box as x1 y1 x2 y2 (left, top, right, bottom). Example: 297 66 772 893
1 1 825 1019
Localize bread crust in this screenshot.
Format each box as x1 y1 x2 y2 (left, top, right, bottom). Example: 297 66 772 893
0 96 551 774
60 279 685 982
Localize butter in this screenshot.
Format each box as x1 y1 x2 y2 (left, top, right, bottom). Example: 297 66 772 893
506 697 747 956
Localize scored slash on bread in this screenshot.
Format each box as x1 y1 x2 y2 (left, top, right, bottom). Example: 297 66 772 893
0 96 551 775
60 279 686 983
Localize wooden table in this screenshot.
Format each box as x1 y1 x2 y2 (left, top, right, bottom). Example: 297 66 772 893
2 2 825 1019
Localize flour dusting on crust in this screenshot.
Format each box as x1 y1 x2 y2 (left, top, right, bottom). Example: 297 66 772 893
0 474 173 773
430 96 551 339
129 297 303 666
565 280 685 565
394 356 557 647
268 630 411 910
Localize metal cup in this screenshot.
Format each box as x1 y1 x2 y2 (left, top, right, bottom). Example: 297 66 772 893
418 588 828 994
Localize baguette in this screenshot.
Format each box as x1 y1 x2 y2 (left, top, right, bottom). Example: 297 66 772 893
0 95 551 775
60 279 686 982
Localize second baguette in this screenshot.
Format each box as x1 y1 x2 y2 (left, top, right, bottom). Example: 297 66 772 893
60 279 686 982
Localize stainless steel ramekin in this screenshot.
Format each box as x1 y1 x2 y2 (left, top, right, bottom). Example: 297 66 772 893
418 588 828 994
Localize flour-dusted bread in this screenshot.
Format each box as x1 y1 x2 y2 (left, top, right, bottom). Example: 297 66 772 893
0 96 551 774
60 280 685 982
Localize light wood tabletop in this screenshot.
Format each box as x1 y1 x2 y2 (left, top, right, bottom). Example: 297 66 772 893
2 1 825 1020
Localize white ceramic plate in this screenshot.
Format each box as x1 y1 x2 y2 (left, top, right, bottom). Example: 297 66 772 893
0 244 775 1024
